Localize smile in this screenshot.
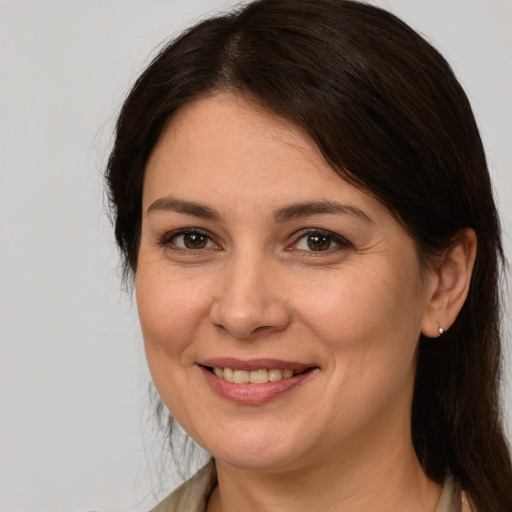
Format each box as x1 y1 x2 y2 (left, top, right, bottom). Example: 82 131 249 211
209 367 307 384
200 361 317 404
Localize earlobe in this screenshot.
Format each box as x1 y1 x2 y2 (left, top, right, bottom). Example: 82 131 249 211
421 228 477 338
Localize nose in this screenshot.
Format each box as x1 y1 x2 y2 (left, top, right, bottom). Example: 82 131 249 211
209 253 291 340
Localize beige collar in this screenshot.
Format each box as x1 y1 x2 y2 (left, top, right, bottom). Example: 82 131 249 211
435 475 461 512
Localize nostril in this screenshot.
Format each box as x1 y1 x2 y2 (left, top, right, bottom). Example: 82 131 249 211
209 281 291 339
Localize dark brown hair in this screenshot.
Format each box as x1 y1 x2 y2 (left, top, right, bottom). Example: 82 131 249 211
105 0 512 509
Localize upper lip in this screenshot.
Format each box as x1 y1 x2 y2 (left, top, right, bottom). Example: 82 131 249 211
199 358 316 372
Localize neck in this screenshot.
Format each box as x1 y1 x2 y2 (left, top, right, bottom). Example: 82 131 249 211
207 422 441 512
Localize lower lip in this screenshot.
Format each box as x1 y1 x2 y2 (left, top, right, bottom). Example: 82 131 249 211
200 366 316 405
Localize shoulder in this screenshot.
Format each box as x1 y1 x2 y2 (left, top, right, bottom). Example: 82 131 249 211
150 459 217 512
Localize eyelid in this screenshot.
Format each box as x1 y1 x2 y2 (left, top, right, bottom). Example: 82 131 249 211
289 228 353 252
160 227 220 250
157 227 351 253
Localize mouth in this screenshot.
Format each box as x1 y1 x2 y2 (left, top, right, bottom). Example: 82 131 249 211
198 359 318 404
203 366 310 384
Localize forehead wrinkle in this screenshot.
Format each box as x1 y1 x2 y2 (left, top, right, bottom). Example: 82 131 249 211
273 201 373 225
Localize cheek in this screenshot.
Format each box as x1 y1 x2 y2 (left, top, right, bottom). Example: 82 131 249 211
293 266 423 430
135 266 213 361
135 267 216 423
293 260 424 358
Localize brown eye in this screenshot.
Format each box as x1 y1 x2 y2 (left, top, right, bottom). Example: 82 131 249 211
167 230 216 250
183 232 208 249
306 234 332 251
294 230 351 253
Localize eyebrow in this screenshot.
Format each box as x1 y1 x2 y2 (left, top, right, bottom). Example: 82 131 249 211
146 196 372 225
146 197 222 221
273 201 373 224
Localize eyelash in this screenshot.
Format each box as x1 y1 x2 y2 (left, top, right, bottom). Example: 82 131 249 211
159 228 220 252
290 228 353 253
159 228 352 254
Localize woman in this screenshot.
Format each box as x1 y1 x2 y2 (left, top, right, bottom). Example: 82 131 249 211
105 0 512 510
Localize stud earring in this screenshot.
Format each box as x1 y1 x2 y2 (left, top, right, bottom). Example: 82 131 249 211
438 324 444 335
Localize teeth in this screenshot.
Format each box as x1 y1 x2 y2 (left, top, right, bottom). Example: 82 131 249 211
268 368 283 382
249 369 268 384
233 370 250 383
212 367 303 384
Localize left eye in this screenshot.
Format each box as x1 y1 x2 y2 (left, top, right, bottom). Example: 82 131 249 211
295 231 347 252
168 231 217 250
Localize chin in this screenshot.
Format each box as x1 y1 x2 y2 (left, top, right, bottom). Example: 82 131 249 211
212 445 302 472
193 424 313 472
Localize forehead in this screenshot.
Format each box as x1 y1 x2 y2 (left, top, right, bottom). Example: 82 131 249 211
147 94 326 179
143 93 370 209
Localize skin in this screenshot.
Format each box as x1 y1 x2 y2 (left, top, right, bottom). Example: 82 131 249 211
136 93 476 511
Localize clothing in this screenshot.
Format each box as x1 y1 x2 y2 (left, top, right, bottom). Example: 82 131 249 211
150 459 469 512
151 460 216 512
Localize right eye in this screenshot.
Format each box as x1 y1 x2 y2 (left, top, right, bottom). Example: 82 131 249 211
164 229 218 250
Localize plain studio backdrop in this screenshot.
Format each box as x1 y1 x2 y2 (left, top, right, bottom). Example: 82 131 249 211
0 1 510 511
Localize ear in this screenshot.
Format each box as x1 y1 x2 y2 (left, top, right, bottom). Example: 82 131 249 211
421 228 477 338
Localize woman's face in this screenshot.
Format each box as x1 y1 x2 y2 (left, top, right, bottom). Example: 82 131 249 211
137 94 437 472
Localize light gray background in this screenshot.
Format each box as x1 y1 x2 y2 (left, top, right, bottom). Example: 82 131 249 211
1 1 510 511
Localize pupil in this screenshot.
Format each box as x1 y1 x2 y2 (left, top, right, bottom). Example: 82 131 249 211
307 234 330 251
184 233 207 249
